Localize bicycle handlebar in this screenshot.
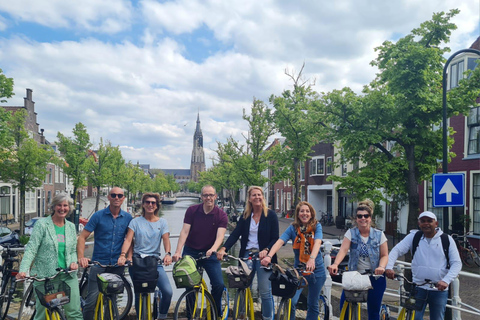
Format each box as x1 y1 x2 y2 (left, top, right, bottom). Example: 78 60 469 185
87 260 132 268
392 274 437 288
16 268 76 283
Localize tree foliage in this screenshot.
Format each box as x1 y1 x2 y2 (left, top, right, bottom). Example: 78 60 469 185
316 9 480 230
0 68 14 103
57 123 92 204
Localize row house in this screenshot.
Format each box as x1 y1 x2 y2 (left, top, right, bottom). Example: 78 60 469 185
419 37 480 247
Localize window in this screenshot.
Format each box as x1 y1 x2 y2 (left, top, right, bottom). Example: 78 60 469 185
450 60 464 89
301 186 305 201
287 192 291 211
276 189 280 210
426 180 443 228
468 106 480 155
473 173 480 233
310 156 325 176
48 168 52 184
326 157 333 175
341 162 347 177
300 162 305 181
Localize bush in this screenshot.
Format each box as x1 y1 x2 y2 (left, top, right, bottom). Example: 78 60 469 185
19 235 30 245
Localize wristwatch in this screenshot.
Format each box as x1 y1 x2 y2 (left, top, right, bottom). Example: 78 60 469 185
166 252 172 256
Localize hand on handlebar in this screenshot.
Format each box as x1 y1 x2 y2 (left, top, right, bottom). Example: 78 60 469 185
327 264 338 275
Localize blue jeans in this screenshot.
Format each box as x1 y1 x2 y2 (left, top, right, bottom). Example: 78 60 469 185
183 246 225 316
133 266 173 319
83 265 125 320
244 251 274 320
290 271 326 320
413 288 448 320
340 275 386 320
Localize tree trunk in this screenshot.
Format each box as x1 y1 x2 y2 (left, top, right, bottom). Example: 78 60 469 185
19 188 26 237
405 145 420 231
95 185 101 212
293 157 300 210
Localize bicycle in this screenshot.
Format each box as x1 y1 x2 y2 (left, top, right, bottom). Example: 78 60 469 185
319 211 334 227
274 264 329 320
173 252 229 320
79 260 133 320
338 270 384 320
0 244 23 320
392 274 436 320
225 253 271 320
451 231 480 267
132 256 164 320
17 268 75 320
379 303 390 320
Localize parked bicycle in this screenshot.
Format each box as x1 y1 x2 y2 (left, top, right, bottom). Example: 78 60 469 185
17 268 75 320
392 274 437 320
451 231 480 267
0 244 23 320
319 211 334 227
79 260 133 320
173 253 229 320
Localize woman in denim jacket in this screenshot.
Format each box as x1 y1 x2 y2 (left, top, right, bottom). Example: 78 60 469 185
328 200 388 320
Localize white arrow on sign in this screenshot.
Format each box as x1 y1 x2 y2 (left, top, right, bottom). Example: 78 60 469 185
439 178 459 202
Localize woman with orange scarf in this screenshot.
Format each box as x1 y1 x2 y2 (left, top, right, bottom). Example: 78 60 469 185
261 201 326 320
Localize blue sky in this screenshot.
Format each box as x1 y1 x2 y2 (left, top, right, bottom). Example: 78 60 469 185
0 0 479 169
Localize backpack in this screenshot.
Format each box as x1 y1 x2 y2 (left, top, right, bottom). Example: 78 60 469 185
130 255 159 293
173 255 202 288
411 230 450 269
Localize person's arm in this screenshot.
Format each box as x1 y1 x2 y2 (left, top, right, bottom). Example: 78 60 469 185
207 227 226 257
162 232 172 266
17 220 44 279
307 238 322 271
77 229 92 268
328 237 351 275
173 223 191 262
217 218 243 260
261 238 285 266
385 233 415 279
438 235 462 290
117 229 134 266
375 241 388 275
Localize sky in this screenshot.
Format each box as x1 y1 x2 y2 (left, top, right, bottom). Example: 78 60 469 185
0 0 479 170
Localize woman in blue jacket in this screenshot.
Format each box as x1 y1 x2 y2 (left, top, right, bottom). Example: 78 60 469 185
217 186 279 320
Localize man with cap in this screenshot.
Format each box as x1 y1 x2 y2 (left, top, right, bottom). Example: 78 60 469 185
385 211 462 320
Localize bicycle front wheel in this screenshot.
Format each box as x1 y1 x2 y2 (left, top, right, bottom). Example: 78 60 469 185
220 287 229 320
18 282 36 320
48 308 67 320
318 295 329 320
233 289 249 320
474 250 480 267
276 298 291 320
0 276 14 320
174 288 217 320
379 304 390 320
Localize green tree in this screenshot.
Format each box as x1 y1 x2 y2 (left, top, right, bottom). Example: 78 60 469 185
3 111 55 235
57 123 92 205
270 65 322 209
317 9 480 230
0 68 14 103
86 139 125 212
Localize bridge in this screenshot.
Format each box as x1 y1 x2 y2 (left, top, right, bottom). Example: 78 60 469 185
174 192 201 199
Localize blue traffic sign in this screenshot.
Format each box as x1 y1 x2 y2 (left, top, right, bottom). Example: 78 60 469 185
432 173 465 207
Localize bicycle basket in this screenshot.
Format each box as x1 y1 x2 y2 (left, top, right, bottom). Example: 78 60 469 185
402 294 426 311
269 264 302 298
173 255 202 288
226 259 253 289
132 279 157 293
35 281 71 308
97 273 125 294
344 290 368 303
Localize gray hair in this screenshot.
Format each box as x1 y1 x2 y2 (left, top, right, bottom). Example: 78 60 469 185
49 193 74 216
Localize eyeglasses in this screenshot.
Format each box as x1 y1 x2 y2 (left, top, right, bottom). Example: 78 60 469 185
419 219 434 223
144 201 157 205
110 193 124 199
356 214 370 219
202 194 215 198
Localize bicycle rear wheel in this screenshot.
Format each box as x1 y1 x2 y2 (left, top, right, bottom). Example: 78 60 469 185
81 275 132 320
18 282 36 320
0 275 14 320
472 249 480 267
460 247 475 267
276 298 291 320
174 288 217 320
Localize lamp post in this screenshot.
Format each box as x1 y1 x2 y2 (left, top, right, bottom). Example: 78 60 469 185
442 48 480 233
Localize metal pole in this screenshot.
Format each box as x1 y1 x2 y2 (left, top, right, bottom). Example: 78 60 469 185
442 48 480 320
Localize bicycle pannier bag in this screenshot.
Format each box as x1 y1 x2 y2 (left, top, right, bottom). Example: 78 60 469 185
344 290 369 303
269 264 304 298
173 255 202 288
226 259 253 289
130 254 159 293
97 273 125 294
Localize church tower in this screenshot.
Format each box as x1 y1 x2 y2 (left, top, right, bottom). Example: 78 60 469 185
190 112 206 182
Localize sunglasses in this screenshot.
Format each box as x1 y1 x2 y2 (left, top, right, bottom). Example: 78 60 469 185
144 200 157 205
110 193 124 199
356 214 370 219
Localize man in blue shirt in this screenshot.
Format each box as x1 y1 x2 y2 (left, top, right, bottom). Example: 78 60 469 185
77 187 132 319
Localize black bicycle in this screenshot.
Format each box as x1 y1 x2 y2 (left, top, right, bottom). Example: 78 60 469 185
451 231 480 267
0 244 23 320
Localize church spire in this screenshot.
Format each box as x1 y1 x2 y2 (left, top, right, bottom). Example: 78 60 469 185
190 111 205 182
